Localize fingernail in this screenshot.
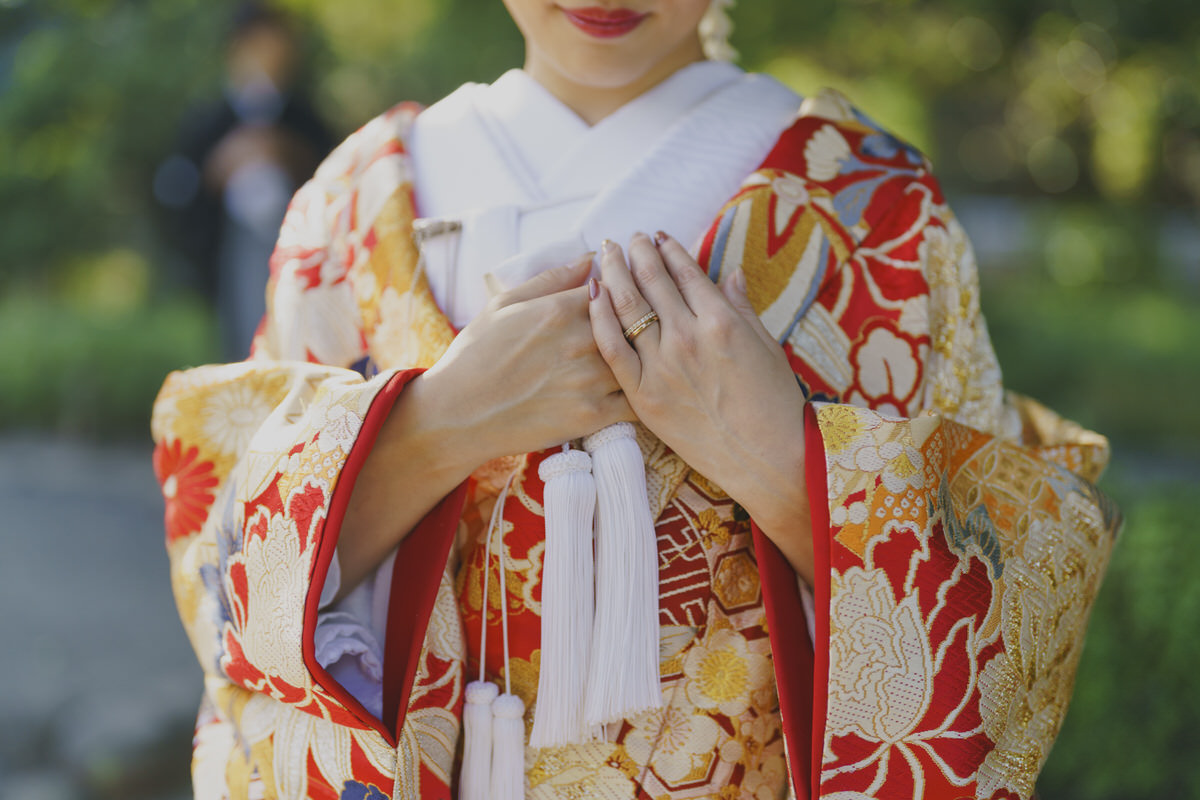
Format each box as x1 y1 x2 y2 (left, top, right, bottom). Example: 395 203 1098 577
735 268 748 293
483 272 505 297
588 277 599 300
601 239 615 254
654 230 668 245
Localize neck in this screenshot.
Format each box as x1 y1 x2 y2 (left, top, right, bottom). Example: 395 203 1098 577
525 38 706 126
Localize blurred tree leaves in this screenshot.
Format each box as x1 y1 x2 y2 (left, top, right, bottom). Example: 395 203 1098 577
2 0 1196 290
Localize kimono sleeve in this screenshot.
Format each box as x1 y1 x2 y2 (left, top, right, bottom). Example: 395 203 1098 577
702 107 1121 800
152 361 421 730
149 103 464 744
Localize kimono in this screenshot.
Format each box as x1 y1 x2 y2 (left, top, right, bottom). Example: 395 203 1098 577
151 69 1120 800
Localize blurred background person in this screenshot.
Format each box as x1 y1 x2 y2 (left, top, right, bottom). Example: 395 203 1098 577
154 1 334 360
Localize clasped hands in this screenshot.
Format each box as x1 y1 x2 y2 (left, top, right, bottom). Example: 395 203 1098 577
429 231 813 578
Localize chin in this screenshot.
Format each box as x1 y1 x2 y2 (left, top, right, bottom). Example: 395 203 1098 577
556 52 661 91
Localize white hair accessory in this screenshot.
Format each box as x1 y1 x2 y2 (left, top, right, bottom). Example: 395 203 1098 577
700 0 737 62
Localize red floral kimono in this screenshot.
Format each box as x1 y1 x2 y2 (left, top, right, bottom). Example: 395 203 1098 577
151 88 1118 800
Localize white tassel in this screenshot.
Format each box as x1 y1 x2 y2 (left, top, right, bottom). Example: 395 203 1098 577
582 423 662 727
460 680 497 800
458 474 516 797
491 495 526 799
489 692 527 800
530 447 599 747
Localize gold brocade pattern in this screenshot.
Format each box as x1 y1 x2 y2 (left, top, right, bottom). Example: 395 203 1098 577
815 403 1117 799
150 87 1119 800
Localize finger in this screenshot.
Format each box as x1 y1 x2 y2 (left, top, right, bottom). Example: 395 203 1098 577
493 252 594 308
597 240 660 353
653 231 725 315
588 279 643 391
721 266 780 350
627 232 692 323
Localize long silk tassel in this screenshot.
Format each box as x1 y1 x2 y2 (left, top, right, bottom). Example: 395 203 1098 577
459 681 497 800
582 422 662 727
530 447 598 747
490 692 526 800
460 475 514 799
490 480 526 800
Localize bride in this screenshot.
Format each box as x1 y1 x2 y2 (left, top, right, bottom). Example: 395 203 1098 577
151 2 1118 798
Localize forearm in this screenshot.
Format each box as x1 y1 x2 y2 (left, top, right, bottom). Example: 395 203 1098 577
334 371 485 599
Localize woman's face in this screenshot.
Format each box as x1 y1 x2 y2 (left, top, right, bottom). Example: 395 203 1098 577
504 1 710 98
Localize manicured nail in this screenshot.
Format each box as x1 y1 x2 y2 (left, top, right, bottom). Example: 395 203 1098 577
654 230 669 245
601 239 615 254
588 277 599 300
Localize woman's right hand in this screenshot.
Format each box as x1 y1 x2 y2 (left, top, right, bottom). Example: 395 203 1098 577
337 254 632 596
418 253 635 467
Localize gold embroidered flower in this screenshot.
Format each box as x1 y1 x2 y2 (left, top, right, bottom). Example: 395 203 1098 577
683 626 771 719
200 381 277 458
818 404 869 454
528 742 636 799
742 752 788 800
623 698 721 785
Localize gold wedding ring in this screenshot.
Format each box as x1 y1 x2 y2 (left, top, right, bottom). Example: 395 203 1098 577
622 310 659 344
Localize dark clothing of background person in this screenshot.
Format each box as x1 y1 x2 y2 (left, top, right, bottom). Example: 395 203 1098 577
154 4 334 360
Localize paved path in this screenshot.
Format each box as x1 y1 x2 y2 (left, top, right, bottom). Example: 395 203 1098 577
0 434 197 800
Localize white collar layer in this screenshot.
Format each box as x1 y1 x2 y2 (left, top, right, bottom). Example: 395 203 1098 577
409 63 800 328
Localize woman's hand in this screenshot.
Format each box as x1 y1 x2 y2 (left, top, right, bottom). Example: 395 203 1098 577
417 254 634 470
338 254 633 596
588 233 814 582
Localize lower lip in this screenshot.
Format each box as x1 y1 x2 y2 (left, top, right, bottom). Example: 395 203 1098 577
561 7 650 39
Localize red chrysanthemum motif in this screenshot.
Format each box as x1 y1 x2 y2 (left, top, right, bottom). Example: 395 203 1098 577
153 438 219 543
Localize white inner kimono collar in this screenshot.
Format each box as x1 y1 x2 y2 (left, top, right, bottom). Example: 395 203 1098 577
410 62 800 328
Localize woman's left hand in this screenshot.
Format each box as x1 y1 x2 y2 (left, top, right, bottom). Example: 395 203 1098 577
588 232 814 582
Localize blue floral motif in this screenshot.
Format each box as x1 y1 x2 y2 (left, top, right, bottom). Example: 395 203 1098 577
340 781 389 800
803 387 841 407
860 133 924 166
351 355 380 379
933 474 1005 579
202 482 242 672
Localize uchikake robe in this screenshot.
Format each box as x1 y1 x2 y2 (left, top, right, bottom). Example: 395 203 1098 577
151 88 1120 800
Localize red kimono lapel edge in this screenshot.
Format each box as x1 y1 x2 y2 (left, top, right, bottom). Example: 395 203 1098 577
300 368 470 748
752 402 830 800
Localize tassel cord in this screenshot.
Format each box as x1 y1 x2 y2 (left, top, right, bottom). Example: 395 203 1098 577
490 474 526 800
459 474 514 800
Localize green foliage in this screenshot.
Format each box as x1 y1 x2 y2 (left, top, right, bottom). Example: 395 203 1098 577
0 0 231 285
0 288 217 437
982 269 1200 456
4 0 1197 291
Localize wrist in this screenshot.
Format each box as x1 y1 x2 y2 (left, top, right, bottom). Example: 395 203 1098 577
379 371 483 488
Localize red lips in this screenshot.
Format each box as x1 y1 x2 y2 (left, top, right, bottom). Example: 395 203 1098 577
560 6 650 38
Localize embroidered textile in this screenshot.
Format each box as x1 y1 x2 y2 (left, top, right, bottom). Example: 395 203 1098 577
151 89 1118 800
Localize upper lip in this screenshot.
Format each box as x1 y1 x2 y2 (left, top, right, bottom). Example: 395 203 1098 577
560 6 648 23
